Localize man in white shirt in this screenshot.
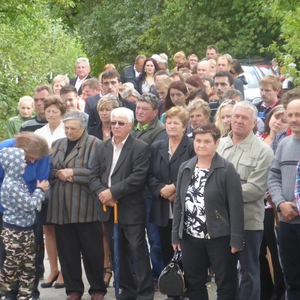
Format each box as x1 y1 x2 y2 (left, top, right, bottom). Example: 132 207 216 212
69 57 92 96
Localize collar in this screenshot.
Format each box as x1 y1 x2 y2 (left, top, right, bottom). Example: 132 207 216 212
111 134 129 147
133 66 141 77
76 76 88 83
261 99 280 109
134 122 150 131
224 131 255 151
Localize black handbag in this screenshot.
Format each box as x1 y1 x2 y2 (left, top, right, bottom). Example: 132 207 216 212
158 249 186 296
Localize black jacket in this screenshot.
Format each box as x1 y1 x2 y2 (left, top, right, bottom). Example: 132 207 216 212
147 135 195 227
120 65 139 90
172 153 244 249
87 96 136 133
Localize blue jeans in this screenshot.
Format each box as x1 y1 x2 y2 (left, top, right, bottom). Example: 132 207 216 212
238 230 263 300
145 194 164 282
278 221 300 300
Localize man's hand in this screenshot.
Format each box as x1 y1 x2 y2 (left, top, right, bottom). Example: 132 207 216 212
231 247 241 254
168 193 176 202
279 202 299 222
55 169 74 181
160 184 176 199
98 189 113 205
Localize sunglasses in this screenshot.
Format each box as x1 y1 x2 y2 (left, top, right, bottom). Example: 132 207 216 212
110 121 129 126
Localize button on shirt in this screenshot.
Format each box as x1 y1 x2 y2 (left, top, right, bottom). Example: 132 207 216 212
108 135 129 187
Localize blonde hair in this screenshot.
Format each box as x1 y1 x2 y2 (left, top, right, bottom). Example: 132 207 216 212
215 100 235 136
97 95 120 111
187 99 211 122
156 77 173 89
18 96 34 108
165 106 189 128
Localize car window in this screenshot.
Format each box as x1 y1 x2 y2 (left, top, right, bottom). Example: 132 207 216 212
242 66 260 88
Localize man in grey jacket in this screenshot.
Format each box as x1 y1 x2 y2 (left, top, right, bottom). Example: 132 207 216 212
217 101 274 300
268 99 300 300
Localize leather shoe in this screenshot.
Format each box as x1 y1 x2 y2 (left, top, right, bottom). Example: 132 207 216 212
91 293 105 300
40 272 59 288
66 292 81 300
54 282 65 289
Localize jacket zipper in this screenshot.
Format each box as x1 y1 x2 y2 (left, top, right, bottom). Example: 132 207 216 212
215 210 229 226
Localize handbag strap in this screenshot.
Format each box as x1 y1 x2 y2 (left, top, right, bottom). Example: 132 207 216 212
172 249 182 263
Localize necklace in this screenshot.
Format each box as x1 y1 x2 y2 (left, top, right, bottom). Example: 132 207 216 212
103 129 111 137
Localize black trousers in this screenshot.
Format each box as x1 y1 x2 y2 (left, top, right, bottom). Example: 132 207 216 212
159 219 174 266
181 232 238 300
105 217 154 300
260 209 285 300
55 221 106 298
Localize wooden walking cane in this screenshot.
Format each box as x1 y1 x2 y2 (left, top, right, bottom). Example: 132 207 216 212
114 202 118 224
102 203 118 222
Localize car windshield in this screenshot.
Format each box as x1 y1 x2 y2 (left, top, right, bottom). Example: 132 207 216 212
243 66 260 88
258 67 273 76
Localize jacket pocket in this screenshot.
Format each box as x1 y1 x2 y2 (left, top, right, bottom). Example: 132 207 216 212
237 159 256 181
215 210 229 227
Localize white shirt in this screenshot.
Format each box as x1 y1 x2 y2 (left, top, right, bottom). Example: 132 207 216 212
34 122 66 148
134 66 141 78
108 135 129 187
75 76 88 91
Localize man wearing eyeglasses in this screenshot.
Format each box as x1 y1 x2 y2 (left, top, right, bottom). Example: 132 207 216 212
87 70 136 133
89 107 154 300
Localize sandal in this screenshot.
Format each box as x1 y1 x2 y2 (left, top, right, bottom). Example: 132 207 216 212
103 267 112 288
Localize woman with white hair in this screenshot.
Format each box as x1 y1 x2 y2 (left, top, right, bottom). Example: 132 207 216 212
6 96 35 138
47 110 106 300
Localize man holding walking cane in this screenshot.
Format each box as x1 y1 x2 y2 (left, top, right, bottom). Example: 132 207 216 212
89 107 154 300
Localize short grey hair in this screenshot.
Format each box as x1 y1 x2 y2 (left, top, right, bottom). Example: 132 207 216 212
18 96 34 107
111 107 134 124
75 57 90 67
121 88 141 101
62 110 86 128
223 89 243 101
53 74 69 85
233 101 258 121
138 93 159 110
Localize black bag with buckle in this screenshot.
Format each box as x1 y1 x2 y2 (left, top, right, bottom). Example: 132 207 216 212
158 249 185 296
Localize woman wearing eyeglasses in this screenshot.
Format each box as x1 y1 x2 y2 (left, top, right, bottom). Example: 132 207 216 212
35 95 67 289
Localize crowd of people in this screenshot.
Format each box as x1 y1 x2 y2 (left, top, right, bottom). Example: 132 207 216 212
0 45 299 300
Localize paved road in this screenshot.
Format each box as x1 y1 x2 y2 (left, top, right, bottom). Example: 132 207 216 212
39 258 217 299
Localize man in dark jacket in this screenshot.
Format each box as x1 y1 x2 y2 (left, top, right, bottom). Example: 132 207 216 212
87 70 136 133
120 55 146 90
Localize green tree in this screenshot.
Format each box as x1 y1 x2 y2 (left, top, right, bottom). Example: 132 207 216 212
0 0 84 139
263 0 300 85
